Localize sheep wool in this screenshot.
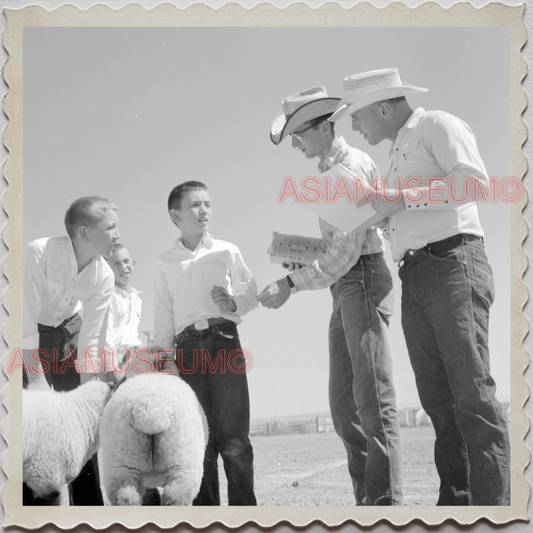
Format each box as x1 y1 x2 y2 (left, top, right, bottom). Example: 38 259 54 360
23 380 113 500
99 373 208 506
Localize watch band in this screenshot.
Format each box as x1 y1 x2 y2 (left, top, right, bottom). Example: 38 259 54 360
286 275 298 294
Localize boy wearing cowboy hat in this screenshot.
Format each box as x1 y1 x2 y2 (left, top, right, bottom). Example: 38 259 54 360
331 67 510 505
258 86 403 506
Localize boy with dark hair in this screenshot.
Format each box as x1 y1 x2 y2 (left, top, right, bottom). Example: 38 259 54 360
154 181 258 506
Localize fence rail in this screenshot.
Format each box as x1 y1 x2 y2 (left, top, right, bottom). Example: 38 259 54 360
250 417 334 437
250 402 511 437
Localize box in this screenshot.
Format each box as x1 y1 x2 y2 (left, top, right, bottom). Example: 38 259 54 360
268 232 325 265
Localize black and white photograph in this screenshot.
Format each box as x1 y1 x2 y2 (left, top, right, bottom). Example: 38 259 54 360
0 1 530 530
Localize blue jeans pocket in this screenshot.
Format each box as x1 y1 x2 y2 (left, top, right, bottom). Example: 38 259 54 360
214 323 238 340
174 331 188 349
369 260 395 318
470 244 495 307
426 244 462 263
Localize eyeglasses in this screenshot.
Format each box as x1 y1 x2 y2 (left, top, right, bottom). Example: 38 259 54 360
290 119 324 142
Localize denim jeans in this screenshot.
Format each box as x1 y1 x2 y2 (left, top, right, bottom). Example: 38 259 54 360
175 319 256 506
398 234 510 505
329 253 403 505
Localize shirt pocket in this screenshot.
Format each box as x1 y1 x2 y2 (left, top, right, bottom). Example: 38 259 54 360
401 139 441 182
198 253 232 290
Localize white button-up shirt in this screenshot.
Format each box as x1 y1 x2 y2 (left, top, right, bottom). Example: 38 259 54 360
289 136 385 291
153 233 258 348
23 236 114 369
105 285 143 353
386 108 487 261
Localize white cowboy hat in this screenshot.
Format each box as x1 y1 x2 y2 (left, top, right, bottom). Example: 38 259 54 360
270 86 341 145
330 68 428 122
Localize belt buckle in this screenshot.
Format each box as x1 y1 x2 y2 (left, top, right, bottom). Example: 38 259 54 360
194 319 209 331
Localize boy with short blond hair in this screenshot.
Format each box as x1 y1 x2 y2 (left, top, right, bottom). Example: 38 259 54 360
23 196 120 505
154 181 258 506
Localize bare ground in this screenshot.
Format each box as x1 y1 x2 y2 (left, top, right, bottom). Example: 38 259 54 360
219 425 439 506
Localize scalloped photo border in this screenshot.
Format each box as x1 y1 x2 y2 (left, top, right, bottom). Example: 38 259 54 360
1 2 529 529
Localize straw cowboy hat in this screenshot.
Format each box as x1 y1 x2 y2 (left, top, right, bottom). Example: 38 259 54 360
270 86 341 145
330 68 428 122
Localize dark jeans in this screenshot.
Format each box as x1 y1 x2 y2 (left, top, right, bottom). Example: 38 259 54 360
175 318 256 506
36 319 82 391
329 253 403 505
398 234 510 505
23 318 104 506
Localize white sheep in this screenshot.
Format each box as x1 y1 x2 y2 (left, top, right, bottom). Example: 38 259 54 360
23 380 113 501
99 372 208 506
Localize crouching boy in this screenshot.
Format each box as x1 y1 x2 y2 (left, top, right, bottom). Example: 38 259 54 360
22 196 120 505
153 181 258 506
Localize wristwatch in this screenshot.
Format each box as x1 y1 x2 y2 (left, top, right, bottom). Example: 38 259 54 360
286 275 298 294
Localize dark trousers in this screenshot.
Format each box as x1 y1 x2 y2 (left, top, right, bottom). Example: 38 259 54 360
175 319 256 506
399 234 510 505
23 318 104 506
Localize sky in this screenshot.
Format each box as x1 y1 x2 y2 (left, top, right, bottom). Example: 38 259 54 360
22 26 512 419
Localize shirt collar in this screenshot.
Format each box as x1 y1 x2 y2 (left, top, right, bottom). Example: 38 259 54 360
404 107 425 130
390 108 425 157
62 236 83 273
319 136 346 172
114 285 140 297
59 236 75 261
176 232 212 252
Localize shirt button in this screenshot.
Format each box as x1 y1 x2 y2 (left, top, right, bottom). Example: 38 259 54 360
409 250 415 256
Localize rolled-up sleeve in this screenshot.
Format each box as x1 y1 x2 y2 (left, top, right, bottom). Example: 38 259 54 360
289 224 365 291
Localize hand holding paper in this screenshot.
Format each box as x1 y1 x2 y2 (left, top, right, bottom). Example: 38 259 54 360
300 163 386 233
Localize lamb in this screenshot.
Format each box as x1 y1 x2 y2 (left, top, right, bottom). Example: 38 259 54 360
23 380 113 502
99 371 208 506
